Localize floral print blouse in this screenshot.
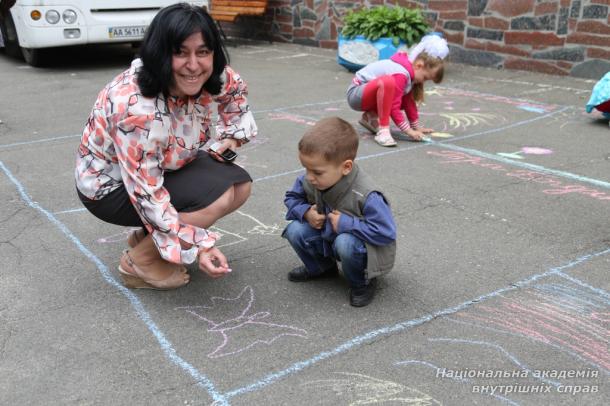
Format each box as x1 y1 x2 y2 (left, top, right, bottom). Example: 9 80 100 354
75 59 257 264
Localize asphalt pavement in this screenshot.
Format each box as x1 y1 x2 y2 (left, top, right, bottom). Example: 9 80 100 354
0 41 608 405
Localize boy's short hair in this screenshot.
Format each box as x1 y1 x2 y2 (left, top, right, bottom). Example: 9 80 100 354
298 117 359 163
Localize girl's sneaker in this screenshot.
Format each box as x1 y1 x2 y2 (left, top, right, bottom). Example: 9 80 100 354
358 111 379 134
374 128 397 147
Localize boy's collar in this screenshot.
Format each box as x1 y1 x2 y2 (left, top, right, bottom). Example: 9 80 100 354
319 163 360 209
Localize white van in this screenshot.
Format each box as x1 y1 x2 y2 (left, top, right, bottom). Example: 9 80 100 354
0 0 208 66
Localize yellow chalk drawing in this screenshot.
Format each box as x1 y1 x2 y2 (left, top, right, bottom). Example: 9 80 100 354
429 132 453 138
302 372 442 405
425 89 442 97
439 113 500 130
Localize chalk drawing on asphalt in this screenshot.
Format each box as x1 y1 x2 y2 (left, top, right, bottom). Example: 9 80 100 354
429 132 454 139
439 88 559 114
427 149 610 203
267 112 316 126
497 146 553 160
232 133 270 169
450 282 610 373
517 105 547 114
236 210 283 236
96 227 141 244
208 226 247 248
97 210 280 249
395 360 519 406
439 112 501 130
95 226 247 248
301 372 441 405
176 286 307 359
426 338 562 387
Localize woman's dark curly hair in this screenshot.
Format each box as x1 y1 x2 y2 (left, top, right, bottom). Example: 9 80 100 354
137 3 229 97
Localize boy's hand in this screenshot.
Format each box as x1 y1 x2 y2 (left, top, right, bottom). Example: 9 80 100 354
304 205 326 229
328 210 341 232
403 128 425 141
418 126 434 134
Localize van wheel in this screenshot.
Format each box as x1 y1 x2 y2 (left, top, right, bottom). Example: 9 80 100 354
0 12 22 59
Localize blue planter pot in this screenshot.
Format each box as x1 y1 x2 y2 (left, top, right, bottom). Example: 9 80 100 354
337 35 407 72
337 32 444 72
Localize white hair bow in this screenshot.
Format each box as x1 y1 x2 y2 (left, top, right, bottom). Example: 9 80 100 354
409 34 449 62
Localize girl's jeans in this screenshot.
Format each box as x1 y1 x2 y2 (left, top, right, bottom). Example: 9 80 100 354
283 220 368 288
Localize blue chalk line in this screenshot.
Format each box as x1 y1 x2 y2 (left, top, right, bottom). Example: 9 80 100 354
435 141 610 190
224 247 610 399
2 94 606 403
0 160 229 406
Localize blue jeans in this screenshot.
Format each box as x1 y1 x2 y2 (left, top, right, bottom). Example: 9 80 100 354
283 220 368 288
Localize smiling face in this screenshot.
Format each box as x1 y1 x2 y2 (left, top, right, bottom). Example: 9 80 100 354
170 31 214 98
299 152 352 191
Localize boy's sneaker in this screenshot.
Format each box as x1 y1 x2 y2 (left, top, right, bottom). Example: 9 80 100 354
288 265 338 282
349 278 377 307
358 111 379 134
374 129 397 147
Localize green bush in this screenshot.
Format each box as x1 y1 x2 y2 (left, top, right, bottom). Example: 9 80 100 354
341 6 430 46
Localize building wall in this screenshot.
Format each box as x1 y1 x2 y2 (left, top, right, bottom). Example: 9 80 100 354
220 0 610 78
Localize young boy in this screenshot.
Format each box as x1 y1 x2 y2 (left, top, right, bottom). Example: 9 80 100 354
282 117 397 307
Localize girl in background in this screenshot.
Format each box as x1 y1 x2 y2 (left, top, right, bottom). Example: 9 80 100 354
347 35 448 147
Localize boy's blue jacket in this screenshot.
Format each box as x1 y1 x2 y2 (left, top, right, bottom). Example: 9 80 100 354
284 174 396 247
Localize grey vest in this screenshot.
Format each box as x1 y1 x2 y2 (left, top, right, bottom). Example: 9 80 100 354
302 164 396 280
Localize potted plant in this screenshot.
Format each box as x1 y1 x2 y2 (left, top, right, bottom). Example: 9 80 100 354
338 5 430 71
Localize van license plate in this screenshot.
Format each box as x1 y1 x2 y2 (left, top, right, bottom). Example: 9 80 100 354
108 26 147 39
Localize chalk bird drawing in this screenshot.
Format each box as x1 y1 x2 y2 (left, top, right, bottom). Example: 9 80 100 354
236 210 282 236
175 286 307 358
208 225 247 248
302 372 441 405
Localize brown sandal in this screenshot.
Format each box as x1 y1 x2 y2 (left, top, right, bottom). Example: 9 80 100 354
118 251 189 290
358 112 379 134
